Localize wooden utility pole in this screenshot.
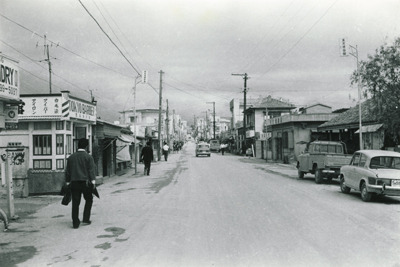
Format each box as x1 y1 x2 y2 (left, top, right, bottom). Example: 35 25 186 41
158 70 164 161
232 73 249 153
166 99 170 145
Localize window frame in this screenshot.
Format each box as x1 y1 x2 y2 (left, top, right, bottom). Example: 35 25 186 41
33 135 52 155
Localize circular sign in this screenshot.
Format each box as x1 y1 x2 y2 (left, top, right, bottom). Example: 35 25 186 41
8 110 16 118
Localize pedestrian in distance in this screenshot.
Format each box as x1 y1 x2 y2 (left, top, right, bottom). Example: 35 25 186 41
220 143 225 155
162 141 169 161
65 138 96 229
141 141 154 176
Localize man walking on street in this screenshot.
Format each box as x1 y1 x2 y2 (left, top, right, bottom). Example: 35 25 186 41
162 141 169 161
65 138 96 229
141 141 154 175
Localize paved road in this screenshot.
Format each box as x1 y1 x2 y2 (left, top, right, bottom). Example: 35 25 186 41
2 142 400 266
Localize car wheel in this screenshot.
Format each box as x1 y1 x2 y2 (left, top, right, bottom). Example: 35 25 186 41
315 169 323 184
298 169 304 179
340 176 351 193
360 182 372 202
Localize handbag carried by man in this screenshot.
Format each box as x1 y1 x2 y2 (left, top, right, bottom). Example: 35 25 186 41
61 184 72 206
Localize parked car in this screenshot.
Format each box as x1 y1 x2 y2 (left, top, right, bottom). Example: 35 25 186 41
196 143 211 157
340 150 400 202
209 139 220 152
297 141 352 184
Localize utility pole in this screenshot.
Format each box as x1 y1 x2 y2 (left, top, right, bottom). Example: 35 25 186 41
166 99 170 145
132 75 141 174
340 38 363 149
39 35 58 94
232 73 249 153
158 70 164 161
206 101 216 139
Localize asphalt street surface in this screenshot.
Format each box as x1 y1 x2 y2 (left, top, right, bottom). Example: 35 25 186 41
1 142 400 267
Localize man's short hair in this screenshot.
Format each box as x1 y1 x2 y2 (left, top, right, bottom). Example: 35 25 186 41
78 138 89 149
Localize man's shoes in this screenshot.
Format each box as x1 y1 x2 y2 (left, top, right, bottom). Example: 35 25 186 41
73 222 80 229
82 220 91 225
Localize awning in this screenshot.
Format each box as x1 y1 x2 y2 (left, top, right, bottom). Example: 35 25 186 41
355 123 383 134
118 134 137 143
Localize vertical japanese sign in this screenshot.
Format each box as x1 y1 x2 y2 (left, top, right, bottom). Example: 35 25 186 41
20 96 62 117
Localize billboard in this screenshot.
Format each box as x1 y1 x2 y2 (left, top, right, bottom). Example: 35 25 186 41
0 55 19 101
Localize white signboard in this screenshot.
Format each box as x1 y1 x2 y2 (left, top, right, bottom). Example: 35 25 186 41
0 56 20 101
67 98 96 122
21 96 62 117
4 105 18 123
246 130 255 138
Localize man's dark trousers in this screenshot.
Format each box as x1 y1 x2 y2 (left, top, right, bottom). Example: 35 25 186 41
71 181 93 227
144 160 151 175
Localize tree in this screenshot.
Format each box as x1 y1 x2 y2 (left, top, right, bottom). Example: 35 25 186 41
351 37 400 143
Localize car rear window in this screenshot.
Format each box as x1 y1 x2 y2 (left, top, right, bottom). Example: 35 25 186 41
370 156 400 169
198 145 209 149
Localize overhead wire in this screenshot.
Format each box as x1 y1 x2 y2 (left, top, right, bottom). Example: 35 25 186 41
78 0 141 76
0 12 136 80
257 0 339 79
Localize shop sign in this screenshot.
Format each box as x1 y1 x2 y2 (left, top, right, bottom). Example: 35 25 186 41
67 98 96 122
0 55 19 101
4 105 18 123
246 130 255 138
21 96 62 117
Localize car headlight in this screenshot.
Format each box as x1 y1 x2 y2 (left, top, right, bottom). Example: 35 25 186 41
376 178 391 186
368 177 376 185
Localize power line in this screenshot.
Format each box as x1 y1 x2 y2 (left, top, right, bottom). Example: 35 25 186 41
0 12 136 79
258 0 339 79
78 0 141 76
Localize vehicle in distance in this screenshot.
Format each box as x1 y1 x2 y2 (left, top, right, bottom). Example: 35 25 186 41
209 139 220 152
196 143 211 157
340 150 400 202
297 141 352 184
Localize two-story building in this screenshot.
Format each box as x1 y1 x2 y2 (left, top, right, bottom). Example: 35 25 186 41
243 96 296 158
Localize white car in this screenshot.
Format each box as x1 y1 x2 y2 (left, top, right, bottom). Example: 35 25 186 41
340 150 400 202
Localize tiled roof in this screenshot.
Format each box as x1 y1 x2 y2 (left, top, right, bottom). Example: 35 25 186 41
318 99 379 130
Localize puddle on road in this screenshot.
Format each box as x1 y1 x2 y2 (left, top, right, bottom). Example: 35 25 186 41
111 188 136 194
95 242 111 250
97 227 126 238
0 246 37 266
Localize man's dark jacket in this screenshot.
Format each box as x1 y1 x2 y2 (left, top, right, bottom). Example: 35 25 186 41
65 150 96 183
141 146 154 162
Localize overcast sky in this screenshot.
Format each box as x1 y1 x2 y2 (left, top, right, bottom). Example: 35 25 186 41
1 0 399 123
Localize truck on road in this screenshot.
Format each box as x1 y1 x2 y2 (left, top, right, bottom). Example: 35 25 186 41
297 141 352 184
209 139 220 152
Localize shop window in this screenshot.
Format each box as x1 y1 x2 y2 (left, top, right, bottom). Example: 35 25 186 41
56 121 64 130
56 159 64 169
56 134 64 155
66 135 72 154
34 121 51 130
66 121 71 131
33 159 52 170
75 127 86 139
33 135 52 155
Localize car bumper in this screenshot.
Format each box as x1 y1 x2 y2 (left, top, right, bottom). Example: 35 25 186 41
196 152 210 156
367 184 400 196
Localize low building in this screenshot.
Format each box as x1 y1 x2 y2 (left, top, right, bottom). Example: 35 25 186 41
0 91 97 196
267 103 338 162
318 99 383 153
